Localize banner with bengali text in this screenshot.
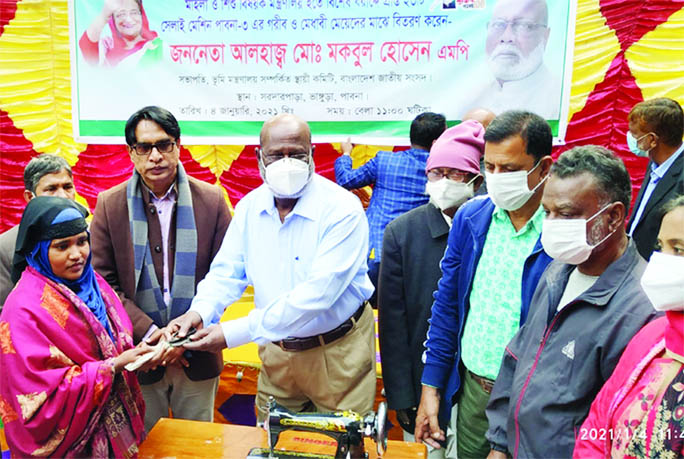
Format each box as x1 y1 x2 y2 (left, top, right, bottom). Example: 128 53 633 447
69 0 576 144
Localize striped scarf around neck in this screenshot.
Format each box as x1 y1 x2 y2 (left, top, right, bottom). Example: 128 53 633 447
126 163 198 326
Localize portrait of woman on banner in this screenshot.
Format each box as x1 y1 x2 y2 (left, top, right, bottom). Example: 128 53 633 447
0 196 149 457
79 0 162 67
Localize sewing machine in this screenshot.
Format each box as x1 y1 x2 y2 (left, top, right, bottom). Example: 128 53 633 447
253 397 388 458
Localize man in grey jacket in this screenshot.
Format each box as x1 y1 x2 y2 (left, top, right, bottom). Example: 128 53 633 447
485 145 656 458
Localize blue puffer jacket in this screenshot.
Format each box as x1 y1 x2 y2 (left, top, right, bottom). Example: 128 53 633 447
421 196 552 417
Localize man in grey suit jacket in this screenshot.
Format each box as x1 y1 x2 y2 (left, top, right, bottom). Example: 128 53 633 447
90 106 231 431
0 154 76 310
378 120 485 457
626 98 683 260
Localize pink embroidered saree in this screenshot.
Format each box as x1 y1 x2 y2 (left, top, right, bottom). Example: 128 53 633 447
0 266 145 457
575 312 684 458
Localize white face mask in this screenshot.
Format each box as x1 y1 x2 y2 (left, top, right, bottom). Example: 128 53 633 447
425 176 478 211
626 131 651 158
541 202 615 265
261 156 313 198
485 161 546 211
640 251 684 312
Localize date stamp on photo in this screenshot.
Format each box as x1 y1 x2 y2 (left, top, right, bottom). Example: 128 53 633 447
577 427 684 442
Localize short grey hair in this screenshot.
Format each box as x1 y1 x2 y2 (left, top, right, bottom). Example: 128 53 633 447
23 154 72 193
551 145 631 210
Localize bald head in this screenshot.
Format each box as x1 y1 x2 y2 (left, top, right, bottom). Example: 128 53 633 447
486 0 550 82
492 0 548 25
257 113 314 176
259 113 312 147
463 108 497 128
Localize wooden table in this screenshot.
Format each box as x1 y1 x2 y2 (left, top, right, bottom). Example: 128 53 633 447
139 418 427 458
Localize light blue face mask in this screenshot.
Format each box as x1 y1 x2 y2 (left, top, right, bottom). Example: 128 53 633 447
626 131 651 157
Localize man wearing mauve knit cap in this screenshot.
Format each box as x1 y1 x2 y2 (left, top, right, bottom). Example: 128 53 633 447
378 120 485 458
415 111 554 457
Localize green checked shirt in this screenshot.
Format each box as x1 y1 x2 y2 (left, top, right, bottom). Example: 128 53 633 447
460 205 545 381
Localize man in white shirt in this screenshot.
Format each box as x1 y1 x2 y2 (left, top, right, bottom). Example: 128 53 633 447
166 114 377 421
461 0 561 120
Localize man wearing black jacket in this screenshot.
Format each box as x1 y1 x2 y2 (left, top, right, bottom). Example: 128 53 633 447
626 98 683 260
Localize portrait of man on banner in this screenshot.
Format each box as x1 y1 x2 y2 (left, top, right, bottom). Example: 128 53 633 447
460 0 562 120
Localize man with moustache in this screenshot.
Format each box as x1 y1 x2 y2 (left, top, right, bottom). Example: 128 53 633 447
90 106 230 431
0 154 77 309
461 0 561 120
415 111 553 457
378 120 485 458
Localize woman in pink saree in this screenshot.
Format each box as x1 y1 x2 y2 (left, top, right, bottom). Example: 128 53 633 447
0 196 149 457
79 0 161 67
575 195 684 458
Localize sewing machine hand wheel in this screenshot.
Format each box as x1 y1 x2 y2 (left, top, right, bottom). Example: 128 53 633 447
373 402 388 456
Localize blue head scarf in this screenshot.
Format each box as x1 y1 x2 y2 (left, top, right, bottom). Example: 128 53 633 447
17 199 114 341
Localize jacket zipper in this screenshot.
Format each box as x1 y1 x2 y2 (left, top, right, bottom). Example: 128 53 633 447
513 313 561 458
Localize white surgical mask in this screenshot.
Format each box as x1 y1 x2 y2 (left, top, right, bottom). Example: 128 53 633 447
425 176 477 211
541 203 615 265
626 131 651 157
261 156 313 198
640 251 684 312
485 161 546 211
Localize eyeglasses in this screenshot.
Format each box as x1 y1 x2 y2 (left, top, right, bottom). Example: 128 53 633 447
427 169 473 182
131 139 176 156
114 9 142 21
262 151 311 165
487 19 547 37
